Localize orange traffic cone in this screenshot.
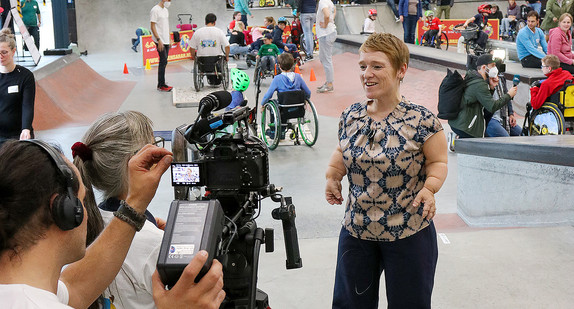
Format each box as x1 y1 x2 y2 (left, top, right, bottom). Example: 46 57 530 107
294 64 301 74
123 63 129 74
309 68 316 82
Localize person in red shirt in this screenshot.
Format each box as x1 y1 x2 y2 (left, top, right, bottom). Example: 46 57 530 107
422 10 442 47
530 54 574 110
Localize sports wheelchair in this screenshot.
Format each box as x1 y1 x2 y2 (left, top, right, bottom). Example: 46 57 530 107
522 81 574 135
260 90 319 150
420 30 449 50
253 56 280 104
193 55 229 92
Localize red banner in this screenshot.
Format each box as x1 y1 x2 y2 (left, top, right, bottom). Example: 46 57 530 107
416 19 499 46
141 30 195 66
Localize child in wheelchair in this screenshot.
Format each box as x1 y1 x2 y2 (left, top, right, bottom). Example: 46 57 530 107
260 52 311 106
257 34 281 74
273 17 301 64
421 10 442 47
530 55 573 110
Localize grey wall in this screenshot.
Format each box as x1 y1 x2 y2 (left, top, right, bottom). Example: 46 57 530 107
76 0 227 52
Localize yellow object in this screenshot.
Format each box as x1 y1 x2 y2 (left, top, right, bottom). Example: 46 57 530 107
145 59 151 70
294 64 300 74
561 86 574 117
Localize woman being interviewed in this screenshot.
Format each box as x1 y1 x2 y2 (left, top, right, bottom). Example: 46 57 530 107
548 13 574 74
325 33 447 308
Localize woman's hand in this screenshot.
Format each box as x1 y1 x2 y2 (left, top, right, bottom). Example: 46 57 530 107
412 187 436 220
19 129 31 140
325 179 343 205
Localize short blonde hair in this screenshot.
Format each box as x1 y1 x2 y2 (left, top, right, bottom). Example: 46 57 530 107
542 54 560 70
359 33 409 73
559 13 573 23
234 21 245 32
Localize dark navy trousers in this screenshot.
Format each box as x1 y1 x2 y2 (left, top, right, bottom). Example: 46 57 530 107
332 223 438 309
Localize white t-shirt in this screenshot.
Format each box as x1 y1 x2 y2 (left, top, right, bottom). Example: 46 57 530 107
99 210 164 309
316 0 336 38
190 26 230 57
150 4 170 44
363 18 375 33
0 283 72 308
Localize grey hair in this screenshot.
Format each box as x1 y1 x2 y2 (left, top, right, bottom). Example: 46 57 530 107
0 28 16 50
75 111 154 199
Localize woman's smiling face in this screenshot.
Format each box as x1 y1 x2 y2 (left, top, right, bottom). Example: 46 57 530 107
359 50 404 101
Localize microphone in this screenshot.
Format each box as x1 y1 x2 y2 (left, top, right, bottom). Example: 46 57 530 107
513 74 520 87
198 91 233 118
184 115 224 142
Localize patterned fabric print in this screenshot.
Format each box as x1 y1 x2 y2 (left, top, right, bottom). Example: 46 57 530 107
338 99 443 241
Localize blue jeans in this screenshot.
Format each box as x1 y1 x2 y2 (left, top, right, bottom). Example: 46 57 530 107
300 13 316 56
134 28 143 48
261 55 276 71
333 224 438 309
403 15 418 44
230 44 250 56
528 2 541 14
241 14 249 27
485 118 522 137
387 0 399 18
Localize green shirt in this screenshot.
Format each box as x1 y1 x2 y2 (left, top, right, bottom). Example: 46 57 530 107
138 27 151 35
258 43 280 57
21 0 40 27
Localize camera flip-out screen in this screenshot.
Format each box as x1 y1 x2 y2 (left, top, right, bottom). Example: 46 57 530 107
171 163 203 186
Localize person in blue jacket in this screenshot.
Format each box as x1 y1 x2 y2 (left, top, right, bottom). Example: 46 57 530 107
516 10 547 68
260 52 311 105
398 0 422 44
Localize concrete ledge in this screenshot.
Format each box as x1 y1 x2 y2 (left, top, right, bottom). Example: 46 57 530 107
456 136 574 227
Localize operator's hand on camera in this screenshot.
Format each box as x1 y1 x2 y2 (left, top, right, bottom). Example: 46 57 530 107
152 251 225 309
508 85 518 98
412 186 436 221
125 144 173 214
155 217 167 230
325 178 343 205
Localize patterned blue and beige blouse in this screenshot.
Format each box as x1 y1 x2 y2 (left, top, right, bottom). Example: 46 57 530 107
338 98 443 242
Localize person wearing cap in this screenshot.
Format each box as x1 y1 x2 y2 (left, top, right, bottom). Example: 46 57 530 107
257 33 280 73
362 9 377 34
448 53 518 138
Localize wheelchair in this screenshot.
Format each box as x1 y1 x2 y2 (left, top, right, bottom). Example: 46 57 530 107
420 30 449 50
193 55 229 92
454 23 490 56
253 56 279 104
260 90 319 150
522 82 574 135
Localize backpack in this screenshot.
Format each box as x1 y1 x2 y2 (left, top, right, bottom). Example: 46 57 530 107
437 69 465 120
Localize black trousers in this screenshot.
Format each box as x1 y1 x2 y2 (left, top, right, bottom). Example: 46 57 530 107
155 43 170 87
521 55 542 68
24 26 39 51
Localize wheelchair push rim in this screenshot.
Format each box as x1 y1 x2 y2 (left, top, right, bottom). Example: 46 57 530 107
297 100 319 146
529 102 566 135
261 101 281 150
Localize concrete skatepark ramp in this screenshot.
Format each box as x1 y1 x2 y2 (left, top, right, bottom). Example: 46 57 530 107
32 54 136 130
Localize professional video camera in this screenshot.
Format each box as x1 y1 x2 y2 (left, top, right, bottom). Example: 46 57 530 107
157 91 302 309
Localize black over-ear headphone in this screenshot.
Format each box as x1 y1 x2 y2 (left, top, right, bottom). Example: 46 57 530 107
22 139 84 231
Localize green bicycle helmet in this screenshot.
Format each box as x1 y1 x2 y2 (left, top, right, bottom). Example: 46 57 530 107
230 68 250 92
425 10 434 17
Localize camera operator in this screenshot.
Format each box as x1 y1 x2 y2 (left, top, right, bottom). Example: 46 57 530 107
449 54 518 138
0 140 224 309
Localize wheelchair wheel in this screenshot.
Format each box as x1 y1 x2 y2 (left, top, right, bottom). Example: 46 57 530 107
297 100 319 146
529 102 566 135
437 32 449 50
221 58 230 91
193 59 202 92
261 101 281 150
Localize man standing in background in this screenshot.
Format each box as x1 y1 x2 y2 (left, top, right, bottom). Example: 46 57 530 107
298 0 317 60
151 0 172 92
21 0 41 51
234 0 253 27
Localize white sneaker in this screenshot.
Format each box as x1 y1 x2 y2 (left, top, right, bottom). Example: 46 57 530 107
447 131 457 152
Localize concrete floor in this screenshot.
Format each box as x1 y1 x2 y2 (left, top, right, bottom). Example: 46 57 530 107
34 48 574 308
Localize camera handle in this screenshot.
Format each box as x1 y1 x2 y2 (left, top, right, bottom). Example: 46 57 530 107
271 195 303 269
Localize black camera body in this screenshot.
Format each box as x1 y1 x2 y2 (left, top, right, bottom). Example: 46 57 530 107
159 94 302 308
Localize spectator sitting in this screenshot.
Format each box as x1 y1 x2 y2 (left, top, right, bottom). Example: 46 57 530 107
257 33 280 73
484 76 522 137
490 5 503 24
229 21 250 58
500 0 519 38
228 11 242 33
422 10 442 46
249 16 275 53
547 13 574 74
448 54 517 138
542 0 572 33
260 52 311 105
131 27 150 52
362 9 377 34
516 10 547 68
530 54 574 109
273 17 298 55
